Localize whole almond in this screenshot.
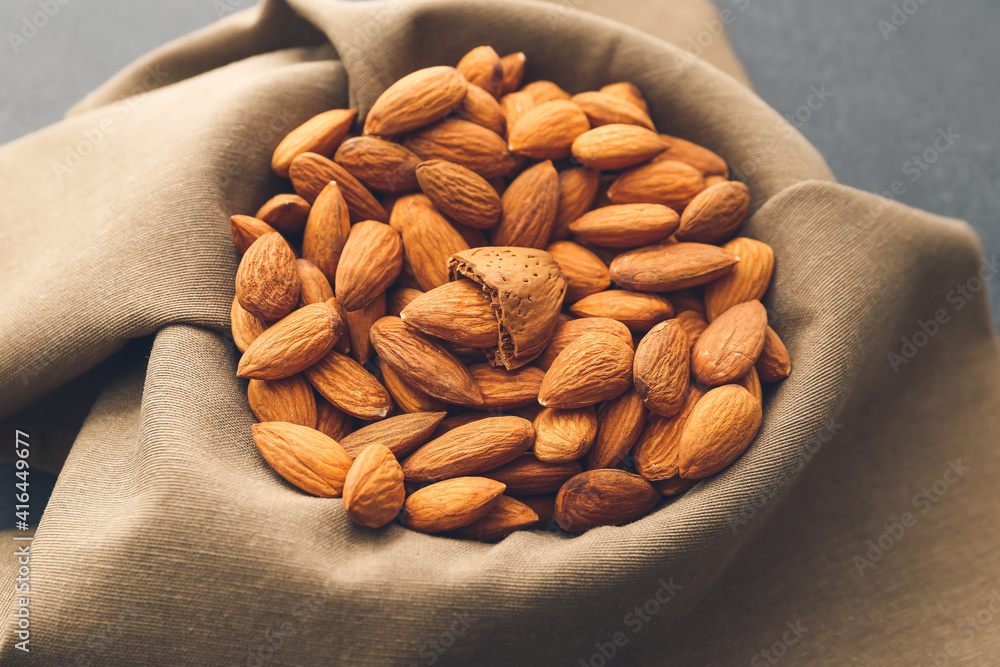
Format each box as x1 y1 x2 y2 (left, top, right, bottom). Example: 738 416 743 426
599 82 649 114
555 469 659 533
453 83 508 137
363 66 468 136
252 422 353 497
369 316 485 406
586 388 647 469
343 291 385 364
499 52 526 95
403 119 515 179
388 192 431 234
303 349 392 420
339 411 447 459
607 160 705 211
237 302 342 380
655 134 727 176
231 295 268 353
342 444 406 528
483 453 583 495
400 477 506 533
256 194 311 235
537 332 634 408
632 385 705 481
675 310 709 350
507 100 591 160
400 279 499 348
289 152 388 223
569 203 679 248
536 317 633 370
691 300 768 386
415 160 502 229
403 201 470 291
333 136 421 194
236 232 301 321
248 375 318 428
272 108 357 177
545 241 612 303
492 160 560 248
571 91 655 130
552 167 601 241
301 181 350 282
231 215 277 255
335 221 403 311
756 325 792 383
388 287 424 317
296 258 335 306
315 398 353 441
451 495 538 541
609 242 739 292
469 364 546 410
533 406 599 463
521 80 571 104
456 46 504 98
380 363 448 413
703 237 774 321
569 291 674 332
738 365 763 405
401 416 534 482
500 90 536 134
677 384 762 478
676 181 750 243
571 124 666 170
633 320 690 417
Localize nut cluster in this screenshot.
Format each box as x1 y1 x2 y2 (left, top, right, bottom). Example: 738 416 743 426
230 46 791 538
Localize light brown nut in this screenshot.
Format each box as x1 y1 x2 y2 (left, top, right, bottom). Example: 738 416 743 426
453 83 507 136
272 108 356 178
380 363 447 413
555 469 659 533
387 287 424 317
756 325 792 383
231 295 268 353
678 384 762 478
252 422 353 497
551 167 601 241
675 310 709 350
415 159 502 230
499 52 526 96
301 181 351 282
568 204 679 248
655 135 727 176
343 444 406 528
451 495 539 541
520 80 571 104
400 477 506 533
571 124 667 170
230 215 277 255
248 375 317 428
456 46 504 98
571 91 655 130
403 119 515 179
335 221 403 312
675 181 750 244
691 300 768 386
255 194 311 235
703 237 774 321
532 406 599 463
598 82 649 114
288 152 388 223
545 241 612 303
482 454 583 495
235 232 301 321
401 416 535 483
537 332 634 408
469 364 546 410
333 136 421 194
632 385 705 481
339 411 447 459
491 160 560 248
609 242 739 292
343 291 385 364
399 279 498 348
363 66 468 136
633 320 690 417
586 389 647 470
568 291 674 333
507 100 591 160
536 317 633 371
607 160 705 211
315 399 353 441
303 349 392 420
403 202 470 291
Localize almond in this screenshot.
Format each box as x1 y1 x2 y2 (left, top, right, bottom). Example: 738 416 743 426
491 160 560 248
430 413 490 439
533 406 599 462
569 204 679 248
452 83 507 138
301 181 351 282
343 291 385 364
415 160 502 229
571 124 666 170
231 295 268 353
507 100 591 160
403 200 470 291
403 119 515 179
568 291 674 332
570 91 655 130
654 477 699 496
655 134 727 176
691 300 768 386
252 422 352 497
272 108 356 178
235 232 301 321
675 181 750 243
401 416 534 482
705 175 728 187
607 160 706 211
400 477 506 533
633 320 690 417
343 444 405 528
469 364 545 410
675 310 709 350
255 193 311 235
521 80 571 104
237 302 342 379
737 365 763 405
703 237 774 321
586 388 647 469
451 495 538 541
369 316 484 406
499 52 526 95
545 241 611 303
388 287 424 317
303 349 392 420
380 363 447 413
399 279 499 348
598 82 649 114
335 221 403 311
609 242 739 292
536 317 633 370
756 325 791 383
483 453 583 495
296 258 335 306
247 375 318 428
537 332 633 408
230 215 277 255
456 46 504 98
555 469 659 532
315 398 353 441
500 90 536 135
363 66 468 136
289 152 388 222
388 192 430 235
677 384 761 478
339 411 447 459
552 167 600 241
632 385 705 481
333 136 421 193
664 288 706 315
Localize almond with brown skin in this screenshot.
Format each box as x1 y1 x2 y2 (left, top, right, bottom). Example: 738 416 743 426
483 454 583 495
675 181 750 244
664 288 705 315
315 398 353 441
401 416 534 482
399 279 498 348
633 320 690 417
469 364 545 410
430 413 490 439
655 135 727 176
238 302 342 379
609 242 739 292
632 385 705 481
236 232 301 321
705 175 728 187
703 237 774 321
380 363 448 413
335 221 403 311
369 316 484 406
363 66 468 136
296 259 334 306
691 300 767 386
569 204 679 248
551 167 600 241
533 406 599 462
415 160 502 230
231 215 277 255
675 310 709 350
555 469 659 533
388 287 424 317
400 477 506 533
537 332 633 408
301 181 350 282
678 384 761 478
289 152 388 223
607 160 706 211
339 411 447 459
500 90 536 135
499 52 526 95
255 194 311 235
756 325 791 383
491 160 560 248
403 203 470 291
545 241 611 303
536 317 633 370
451 495 538 541
247 375 317 428
521 80 571 104
343 444 405 528
570 91 655 130
252 422 353 497
507 100 591 160
388 192 431 235
452 83 507 138
737 365 763 405
303 350 392 420
569 291 674 332
272 108 357 178
343 291 385 364
325 296 352 354
599 82 649 114
571 124 667 170
333 136 421 194
456 46 504 98
231 295 268 353
403 119 515 179
586 388 647 470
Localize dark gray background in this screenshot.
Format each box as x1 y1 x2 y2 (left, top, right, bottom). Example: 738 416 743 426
1 0 998 526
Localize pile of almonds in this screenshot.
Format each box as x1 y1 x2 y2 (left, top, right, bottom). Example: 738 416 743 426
230 46 791 540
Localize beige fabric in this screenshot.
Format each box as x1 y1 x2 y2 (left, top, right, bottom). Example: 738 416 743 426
0 0 996 664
